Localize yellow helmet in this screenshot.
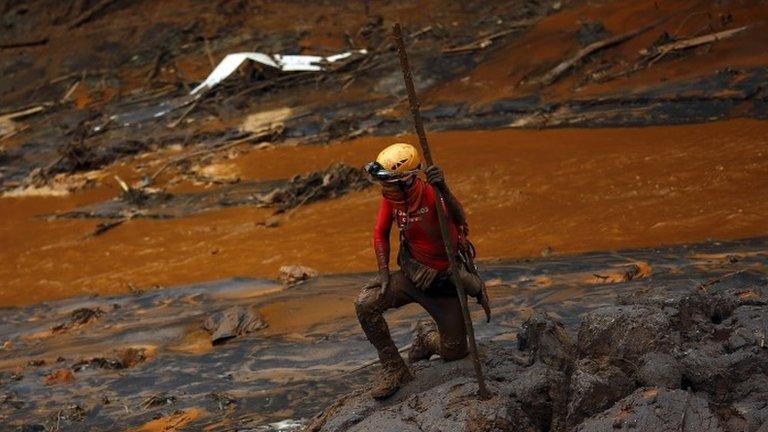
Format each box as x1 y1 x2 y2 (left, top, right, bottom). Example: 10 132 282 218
375 143 421 173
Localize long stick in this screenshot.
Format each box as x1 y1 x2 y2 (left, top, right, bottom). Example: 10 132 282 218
392 23 491 400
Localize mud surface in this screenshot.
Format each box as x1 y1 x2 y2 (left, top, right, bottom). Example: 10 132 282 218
2 120 767 307
1 1 768 430
0 237 766 430
308 239 768 432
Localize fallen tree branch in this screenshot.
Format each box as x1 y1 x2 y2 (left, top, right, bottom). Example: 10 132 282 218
639 25 748 56
533 21 660 86
149 126 281 182
696 269 745 291
443 20 535 54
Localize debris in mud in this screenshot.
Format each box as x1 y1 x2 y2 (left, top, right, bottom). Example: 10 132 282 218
51 162 371 220
52 403 86 424
149 126 283 184
0 392 24 409
639 26 749 61
51 307 104 333
72 347 149 372
531 21 660 86
442 20 534 54
266 163 372 214
590 263 650 284
43 368 75 386
90 219 125 237
208 392 237 411
203 306 268 345
3 169 101 197
279 265 319 286
140 392 177 409
308 270 768 432
112 46 367 125
114 175 172 208
191 49 368 95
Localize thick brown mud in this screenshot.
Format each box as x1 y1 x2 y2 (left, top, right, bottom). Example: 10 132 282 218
2 120 767 307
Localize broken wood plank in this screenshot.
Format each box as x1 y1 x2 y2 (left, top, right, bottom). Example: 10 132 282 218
639 26 748 56
532 21 659 86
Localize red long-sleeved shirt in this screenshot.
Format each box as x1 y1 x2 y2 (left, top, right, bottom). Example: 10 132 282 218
373 181 460 271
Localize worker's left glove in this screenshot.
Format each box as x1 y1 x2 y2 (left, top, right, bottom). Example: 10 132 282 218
425 165 445 187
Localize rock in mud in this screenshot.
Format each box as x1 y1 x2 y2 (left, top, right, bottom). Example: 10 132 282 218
51 307 104 333
279 265 319 286
575 388 723 432
203 306 268 344
517 311 574 370
577 305 676 362
566 358 634 427
635 352 682 389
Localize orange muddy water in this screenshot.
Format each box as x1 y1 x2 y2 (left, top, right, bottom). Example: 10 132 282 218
1 119 766 307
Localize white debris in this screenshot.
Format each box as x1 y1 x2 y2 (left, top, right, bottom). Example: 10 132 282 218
190 49 366 95
107 49 366 130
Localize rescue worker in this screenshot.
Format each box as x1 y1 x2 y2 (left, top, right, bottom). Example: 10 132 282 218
356 142 490 400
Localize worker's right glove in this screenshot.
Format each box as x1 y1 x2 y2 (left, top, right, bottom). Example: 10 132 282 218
378 268 390 292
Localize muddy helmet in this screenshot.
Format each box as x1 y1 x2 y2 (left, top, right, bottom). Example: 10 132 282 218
364 143 422 182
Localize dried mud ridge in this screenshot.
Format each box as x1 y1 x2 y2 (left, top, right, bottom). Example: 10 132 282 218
307 269 768 432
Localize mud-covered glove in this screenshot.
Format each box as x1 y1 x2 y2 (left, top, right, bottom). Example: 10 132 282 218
363 268 390 292
425 165 445 188
378 268 390 292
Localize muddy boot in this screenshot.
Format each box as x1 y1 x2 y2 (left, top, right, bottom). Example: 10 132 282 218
370 346 413 400
408 319 439 363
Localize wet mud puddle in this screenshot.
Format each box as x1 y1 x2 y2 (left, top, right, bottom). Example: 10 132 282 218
0 237 765 431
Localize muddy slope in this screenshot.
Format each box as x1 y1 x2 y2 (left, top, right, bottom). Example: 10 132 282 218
3 0 767 188
307 255 768 432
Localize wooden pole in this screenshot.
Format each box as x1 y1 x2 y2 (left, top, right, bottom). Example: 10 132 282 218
392 22 491 399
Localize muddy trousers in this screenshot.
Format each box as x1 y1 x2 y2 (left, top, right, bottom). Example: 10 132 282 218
355 270 468 371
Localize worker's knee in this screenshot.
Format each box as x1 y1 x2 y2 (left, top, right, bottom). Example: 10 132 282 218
354 288 379 320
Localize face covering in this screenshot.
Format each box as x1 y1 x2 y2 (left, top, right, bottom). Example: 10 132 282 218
381 176 425 214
